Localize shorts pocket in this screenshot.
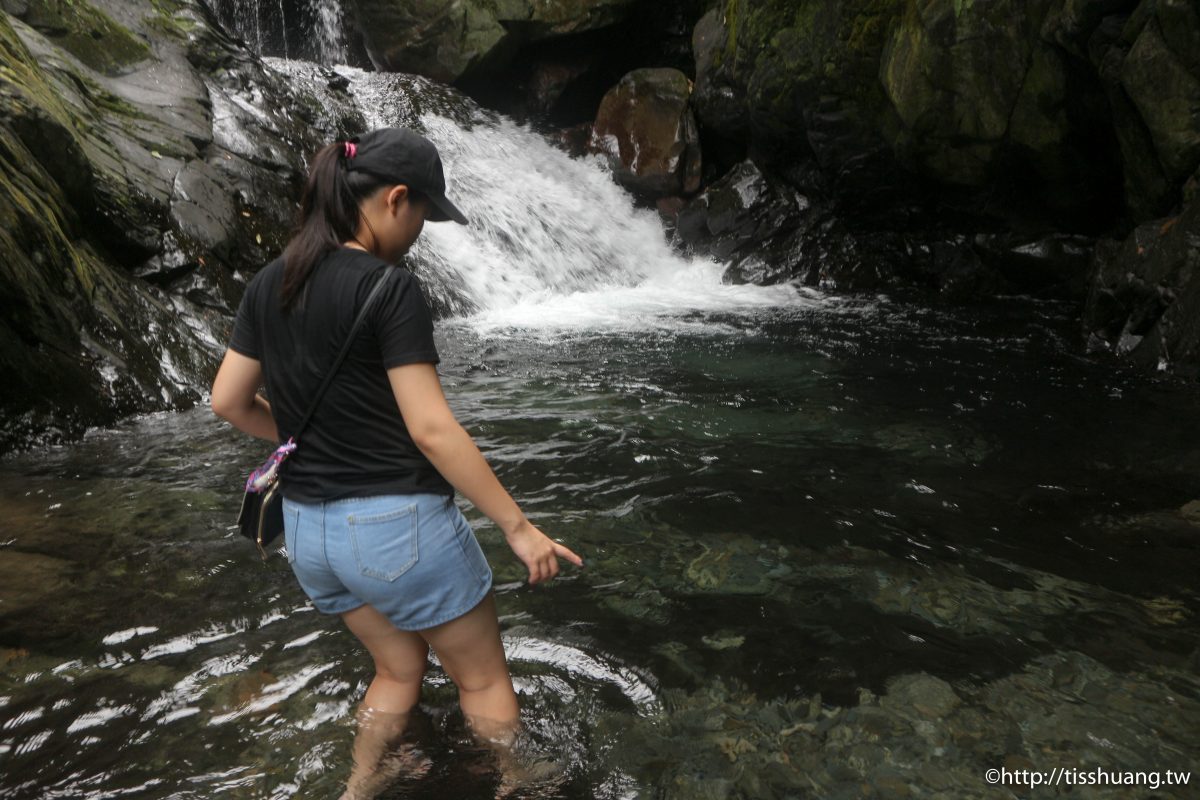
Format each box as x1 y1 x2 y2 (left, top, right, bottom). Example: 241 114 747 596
283 502 300 564
348 501 419 581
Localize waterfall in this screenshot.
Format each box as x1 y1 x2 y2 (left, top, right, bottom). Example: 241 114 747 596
214 0 265 54
212 0 344 63
264 60 825 334
275 0 288 59
310 0 346 65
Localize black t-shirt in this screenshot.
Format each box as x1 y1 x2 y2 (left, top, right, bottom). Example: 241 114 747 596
227 247 454 502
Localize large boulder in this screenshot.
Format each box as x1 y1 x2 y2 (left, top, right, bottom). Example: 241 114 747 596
589 67 702 198
1083 198 1200 377
674 159 916 291
348 0 639 83
676 160 810 266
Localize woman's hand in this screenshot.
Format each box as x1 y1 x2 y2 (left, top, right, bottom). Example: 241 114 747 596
503 520 583 585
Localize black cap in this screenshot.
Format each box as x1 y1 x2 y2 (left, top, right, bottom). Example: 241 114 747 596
343 127 469 225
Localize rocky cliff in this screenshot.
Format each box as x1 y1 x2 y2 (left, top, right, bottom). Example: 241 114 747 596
0 0 363 451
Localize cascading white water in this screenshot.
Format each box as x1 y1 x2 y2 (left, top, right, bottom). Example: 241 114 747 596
275 0 288 58
215 0 265 54
215 0 344 63
407 110 813 334
309 0 346 64
266 60 833 334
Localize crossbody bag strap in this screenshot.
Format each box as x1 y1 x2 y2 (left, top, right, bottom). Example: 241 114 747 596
291 264 395 443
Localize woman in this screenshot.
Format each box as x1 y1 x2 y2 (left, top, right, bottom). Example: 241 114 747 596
210 127 582 796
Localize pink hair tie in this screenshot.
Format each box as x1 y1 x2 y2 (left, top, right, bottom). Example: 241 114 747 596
343 141 357 159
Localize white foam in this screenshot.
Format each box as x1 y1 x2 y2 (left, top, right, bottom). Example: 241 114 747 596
327 64 822 334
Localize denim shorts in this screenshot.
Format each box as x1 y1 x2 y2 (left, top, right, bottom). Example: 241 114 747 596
280 492 493 630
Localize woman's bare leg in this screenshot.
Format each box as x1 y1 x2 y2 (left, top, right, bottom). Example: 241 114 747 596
418 592 565 796
417 591 520 744
337 603 434 799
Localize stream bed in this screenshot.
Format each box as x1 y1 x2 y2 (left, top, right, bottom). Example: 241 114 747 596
1 289 1198 798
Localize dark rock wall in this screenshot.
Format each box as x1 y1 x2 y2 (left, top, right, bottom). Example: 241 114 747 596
0 0 361 452
348 0 709 128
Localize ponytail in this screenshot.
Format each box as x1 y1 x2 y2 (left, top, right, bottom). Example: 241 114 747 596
280 141 391 312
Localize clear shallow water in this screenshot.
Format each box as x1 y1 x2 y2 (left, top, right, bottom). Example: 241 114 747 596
2 291 1199 798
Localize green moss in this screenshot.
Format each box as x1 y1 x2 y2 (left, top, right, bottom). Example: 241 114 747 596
0 15 80 130
713 0 739 69
21 0 150 75
846 0 903 55
89 85 145 119
0 125 93 302
146 0 198 40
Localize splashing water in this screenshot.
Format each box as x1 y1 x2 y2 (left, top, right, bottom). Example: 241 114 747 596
215 0 345 63
309 0 345 64
267 60 832 336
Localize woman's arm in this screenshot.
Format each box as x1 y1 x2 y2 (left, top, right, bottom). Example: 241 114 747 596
387 362 583 585
211 349 280 443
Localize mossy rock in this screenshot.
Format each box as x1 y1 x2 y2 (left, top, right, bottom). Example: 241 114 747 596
695 0 904 191
12 0 151 75
1121 15 1200 184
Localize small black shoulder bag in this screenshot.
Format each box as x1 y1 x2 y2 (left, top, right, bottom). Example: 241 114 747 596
237 266 395 560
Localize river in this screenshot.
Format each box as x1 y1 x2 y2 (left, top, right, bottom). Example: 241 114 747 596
2 287 1198 797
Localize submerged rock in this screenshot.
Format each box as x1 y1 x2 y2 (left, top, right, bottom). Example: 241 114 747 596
880 673 960 719
679 534 791 596
0 550 76 618
600 650 1200 798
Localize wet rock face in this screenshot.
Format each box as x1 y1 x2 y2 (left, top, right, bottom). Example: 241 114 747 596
1120 11 1200 190
0 0 356 452
689 0 906 201
348 0 639 83
689 7 744 144
666 0 1200 372
683 0 1133 227
684 0 1197 216
675 159 817 284
1084 199 1200 378
671 157 1096 295
1084 1 1200 222
589 67 701 199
